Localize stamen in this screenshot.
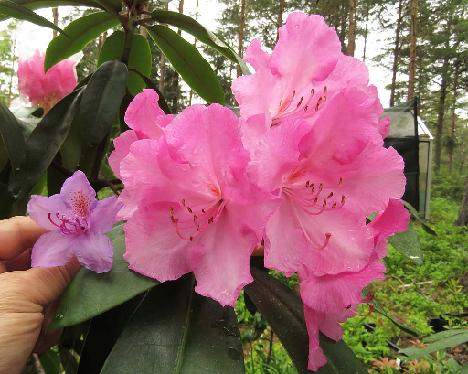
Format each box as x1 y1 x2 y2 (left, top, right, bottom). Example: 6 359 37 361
319 232 332 250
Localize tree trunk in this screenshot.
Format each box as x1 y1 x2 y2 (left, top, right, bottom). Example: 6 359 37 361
237 0 246 77
448 59 460 174
434 57 449 173
362 0 369 61
338 2 348 51
276 0 285 41
390 0 403 107
346 0 357 56
407 0 418 100
52 7 59 38
455 178 468 226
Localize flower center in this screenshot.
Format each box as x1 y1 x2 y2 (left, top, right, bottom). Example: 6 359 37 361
169 197 226 241
48 212 89 235
70 191 91 218
272 86 327 126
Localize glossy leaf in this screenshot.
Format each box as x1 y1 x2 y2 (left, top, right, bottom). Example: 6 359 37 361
245 266 367 374
389 223 423 264
50 225 157 329
9 89 82 198
0 0 101 21
147 25 225 104
0 102 26 170
98 31 152 95
79 60 127 147
101 275 245 374
402 200 437 235
151 10 249 75
45 11 119 71
0 0 64 34
39 348 61 374
399 329 468 359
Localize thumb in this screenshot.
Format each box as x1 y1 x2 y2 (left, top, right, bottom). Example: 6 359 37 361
21 259 80 307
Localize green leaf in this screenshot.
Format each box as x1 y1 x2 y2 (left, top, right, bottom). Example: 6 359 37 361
9 89 82 198
245 266 367 374
402 200 437 235
151 10 250 75
79 60 127 147
60 115 81 170
45 11 120 71
38 348 61 374
0 0 102 21
50 225 157 329
0 102 26 170
399 328 468 359
147 25 225 104
372 299 421 337
98 31 152 95
0 0 64 34
101 275 245 374
389 223 423 264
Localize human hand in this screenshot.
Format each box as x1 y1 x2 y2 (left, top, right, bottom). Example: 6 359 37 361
0 217 79 374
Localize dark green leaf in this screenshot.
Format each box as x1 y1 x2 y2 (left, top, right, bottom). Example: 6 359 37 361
245 266 367 374
60 115 82 170
151 10 249 74
0 0 101 21
399 329 468 359
98 31 152 95
402 200 437 235
93 0 121 14
0 102 26 170
101 275 245 374
50 225 157 329
372 299 421 337
79 60 127 147
147 25 225 104
0 0 64 34
45 11 120 71
39 348 61 374
9 89 82 198
389 223 423 264
59 347 79 374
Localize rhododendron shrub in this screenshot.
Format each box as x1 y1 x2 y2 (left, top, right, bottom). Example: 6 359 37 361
2 2 415 372
17 50 77 112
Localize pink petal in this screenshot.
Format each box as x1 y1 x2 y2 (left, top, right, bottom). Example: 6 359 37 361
109 130 139 179
123 204 202 282
74 232 113 273
27 194 68 231
244 38 270 70
60 170 97 217
90 197 122 233
300 256 385 313
370 198 410 245
325 55 369 93
193 210 255 306
124 89 171 138
31 231 74 267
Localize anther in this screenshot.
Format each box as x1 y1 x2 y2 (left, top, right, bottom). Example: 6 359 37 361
327 192 334 199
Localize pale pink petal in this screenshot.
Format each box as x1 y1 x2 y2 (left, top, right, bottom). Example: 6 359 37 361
244 38 270 70
303 306 328 372
271 13 341 85
193 209 255 306
27 194 68 231
370 198 409 244
74 232 113 273
300 256 385 313
31 231 74 267
60 170 97 217
89 197 122 233
124 89 171 138
123 204 202 282
325 55 369 93
109 130 139 179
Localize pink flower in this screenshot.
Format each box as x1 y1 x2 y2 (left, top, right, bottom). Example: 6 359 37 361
17 51 77 112
27 171 122 273
116 103 276 306
299 200 409 370
232 12 388 136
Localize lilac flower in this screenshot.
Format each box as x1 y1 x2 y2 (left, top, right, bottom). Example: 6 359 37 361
27 171 122 273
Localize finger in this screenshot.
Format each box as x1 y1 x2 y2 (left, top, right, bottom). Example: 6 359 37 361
21 258 80 306
0 217 45 261
5 249 32 272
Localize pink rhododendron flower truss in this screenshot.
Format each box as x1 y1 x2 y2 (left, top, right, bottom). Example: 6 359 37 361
27 171 122 273
115 102 277 307
17 51 77 113
233 11 409 371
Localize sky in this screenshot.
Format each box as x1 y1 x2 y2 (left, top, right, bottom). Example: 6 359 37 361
1 1 394 106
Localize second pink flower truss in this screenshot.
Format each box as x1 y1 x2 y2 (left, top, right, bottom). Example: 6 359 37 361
111 12 409 371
